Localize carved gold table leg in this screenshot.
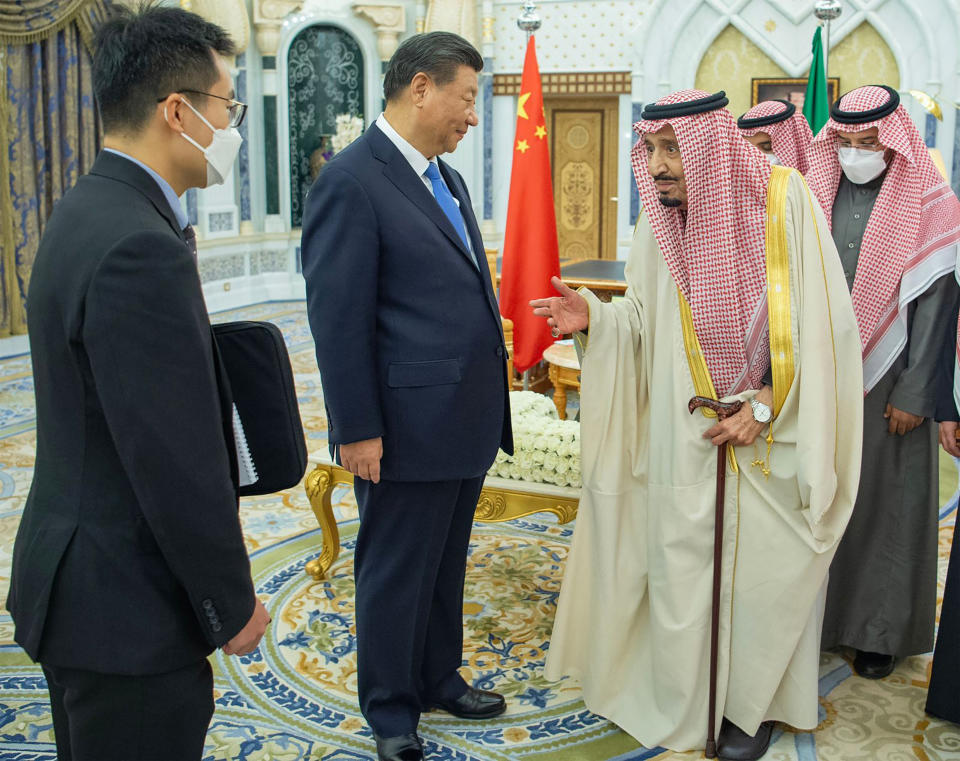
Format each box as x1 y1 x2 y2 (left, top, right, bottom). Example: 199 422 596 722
548 363 568 420
304 464 344 579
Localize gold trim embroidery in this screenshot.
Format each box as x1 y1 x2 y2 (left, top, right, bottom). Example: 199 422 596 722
751 165 795 478
678 289 739 473
765 165 796 418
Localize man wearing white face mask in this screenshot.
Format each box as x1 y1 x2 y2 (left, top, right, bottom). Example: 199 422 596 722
6 6 268 759
171 95 245 187
807 85 960 680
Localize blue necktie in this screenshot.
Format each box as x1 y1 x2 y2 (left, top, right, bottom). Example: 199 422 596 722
424 162 471 253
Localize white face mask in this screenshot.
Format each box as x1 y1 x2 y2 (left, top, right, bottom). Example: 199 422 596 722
172 98 243 187
837 145 887 185
765 152 782 166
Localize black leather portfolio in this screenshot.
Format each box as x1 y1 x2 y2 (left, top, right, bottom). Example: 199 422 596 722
212 320 308 497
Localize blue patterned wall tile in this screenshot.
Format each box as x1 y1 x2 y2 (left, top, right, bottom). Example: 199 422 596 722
483 60 493 221
199 254 245 283
208 211 235 233
630 101 642 225
187 188 198 226
237 69 251 222
925 112 937 148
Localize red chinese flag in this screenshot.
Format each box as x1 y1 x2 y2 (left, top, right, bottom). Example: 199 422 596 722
499 36 561 373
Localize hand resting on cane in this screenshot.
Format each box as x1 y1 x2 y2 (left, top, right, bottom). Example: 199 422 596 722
703 385 774 447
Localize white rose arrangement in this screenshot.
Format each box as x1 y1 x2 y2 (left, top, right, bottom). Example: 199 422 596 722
487 391 581 487
331 114 364 154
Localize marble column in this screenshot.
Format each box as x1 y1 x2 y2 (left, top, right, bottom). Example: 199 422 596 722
952 110 960 196
236 53 253 232
925 112 938 148
630 101 643 225
480 2 496 237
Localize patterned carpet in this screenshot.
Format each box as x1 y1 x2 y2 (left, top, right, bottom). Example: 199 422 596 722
0 300 959 760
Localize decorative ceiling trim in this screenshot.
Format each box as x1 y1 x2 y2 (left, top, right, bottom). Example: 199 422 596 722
493 71 632 96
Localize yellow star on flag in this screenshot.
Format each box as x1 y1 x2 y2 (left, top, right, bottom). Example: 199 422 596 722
517 92 531 120
517 139 530 154
534 125 546 139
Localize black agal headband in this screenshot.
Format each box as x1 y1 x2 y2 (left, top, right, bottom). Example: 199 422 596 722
641 91 729 120
737 100 795 129
830 85 900 124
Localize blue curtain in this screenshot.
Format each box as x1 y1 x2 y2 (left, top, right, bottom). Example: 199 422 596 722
0 0 109 336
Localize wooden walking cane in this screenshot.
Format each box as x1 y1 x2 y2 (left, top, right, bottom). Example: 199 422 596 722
688 395 743 759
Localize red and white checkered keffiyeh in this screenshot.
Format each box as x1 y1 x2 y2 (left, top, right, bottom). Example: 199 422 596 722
632 89 773 397
739 100 813 174
806 85 960 394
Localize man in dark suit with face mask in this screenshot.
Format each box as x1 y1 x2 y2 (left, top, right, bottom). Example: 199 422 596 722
6 6 269 758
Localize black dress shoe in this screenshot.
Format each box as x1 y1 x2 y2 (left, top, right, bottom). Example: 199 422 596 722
853 649 896 679
374 733 423 761
717 718 775 761
428 686 506 719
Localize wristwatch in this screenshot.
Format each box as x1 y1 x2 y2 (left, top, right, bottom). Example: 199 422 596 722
750 398 772 423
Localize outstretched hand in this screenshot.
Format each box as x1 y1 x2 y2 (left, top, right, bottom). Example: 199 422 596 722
529 277 590 334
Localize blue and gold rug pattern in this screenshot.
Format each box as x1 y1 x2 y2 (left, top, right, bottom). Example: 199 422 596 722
0 301 958 760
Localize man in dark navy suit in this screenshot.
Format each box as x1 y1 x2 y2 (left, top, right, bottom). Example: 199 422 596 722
301 32 513 761
7 6 269 759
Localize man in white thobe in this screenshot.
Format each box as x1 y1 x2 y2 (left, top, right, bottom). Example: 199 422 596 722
531 89 864 760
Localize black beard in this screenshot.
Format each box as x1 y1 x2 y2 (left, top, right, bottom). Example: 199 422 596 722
658 195 682 208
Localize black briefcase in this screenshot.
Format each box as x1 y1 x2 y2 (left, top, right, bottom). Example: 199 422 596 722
212 320 308 496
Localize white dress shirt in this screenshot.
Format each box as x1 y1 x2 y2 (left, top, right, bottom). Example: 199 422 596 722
375 113 463 211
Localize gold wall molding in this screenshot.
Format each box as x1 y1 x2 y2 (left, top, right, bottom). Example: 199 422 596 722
424 0 477 47
352 3 406 61
494 71 631 96
189 0 250 51
253 0 302 55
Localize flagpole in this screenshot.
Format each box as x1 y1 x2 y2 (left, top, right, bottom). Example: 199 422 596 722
814 0 842 87
517 0 541 390
517 0 540 41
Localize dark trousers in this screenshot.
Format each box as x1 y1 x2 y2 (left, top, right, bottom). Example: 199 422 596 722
927 515 960 723
352 475 484 736
42 658 214 760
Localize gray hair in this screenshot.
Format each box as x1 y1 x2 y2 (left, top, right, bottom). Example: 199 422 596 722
383 32 483 102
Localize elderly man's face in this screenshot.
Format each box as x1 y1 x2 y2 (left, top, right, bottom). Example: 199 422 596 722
644 124 687 210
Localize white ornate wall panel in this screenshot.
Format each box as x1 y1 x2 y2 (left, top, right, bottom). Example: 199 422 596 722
491 0 656 73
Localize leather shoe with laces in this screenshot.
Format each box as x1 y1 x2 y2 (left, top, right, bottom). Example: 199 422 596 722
374 733 423 761
853 649 896 679
717 718 775 761
428 686 506 719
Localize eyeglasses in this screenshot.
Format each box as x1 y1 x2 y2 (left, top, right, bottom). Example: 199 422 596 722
157 90 247 128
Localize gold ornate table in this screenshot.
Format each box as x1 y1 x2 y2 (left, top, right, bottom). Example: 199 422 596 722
304 451 581 579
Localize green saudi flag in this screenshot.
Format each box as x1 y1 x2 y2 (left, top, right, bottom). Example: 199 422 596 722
803 27 830 134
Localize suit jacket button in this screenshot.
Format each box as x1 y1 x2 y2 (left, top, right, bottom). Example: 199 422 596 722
202 599 214 610
496 346 504 357
212 623 222 633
